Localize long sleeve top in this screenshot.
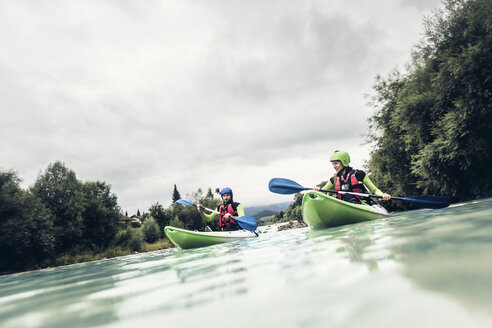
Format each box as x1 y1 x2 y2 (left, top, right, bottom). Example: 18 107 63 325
199 203 245 222
321 167 383 196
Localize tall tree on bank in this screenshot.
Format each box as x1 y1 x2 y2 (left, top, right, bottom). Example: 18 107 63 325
367 0 492 204
29 161 122 254
172 184 181 203
81 181 121 250
30 161 85 252
148 202 170 236
0 171 55 271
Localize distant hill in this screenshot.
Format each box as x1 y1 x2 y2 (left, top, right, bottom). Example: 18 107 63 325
251 209 276 218
244 201 292 218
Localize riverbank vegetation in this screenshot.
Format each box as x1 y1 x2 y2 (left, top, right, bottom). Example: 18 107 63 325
259 193 303 226
366 0 492 210
0 162 220 273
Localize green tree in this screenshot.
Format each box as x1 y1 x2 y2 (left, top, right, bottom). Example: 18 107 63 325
148 202 170 235
205 188 214 199
0 170 55 271
170 201 198 230
271 193 303 223
172 184 181 203
30 161 85 252
142 216 160 243
168 187 219 231
80 181 121 250
128 228 144 251
169 215 185 229
367 0 492 205
114 227 144 251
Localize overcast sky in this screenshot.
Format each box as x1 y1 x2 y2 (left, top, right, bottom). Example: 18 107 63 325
0 0 443 213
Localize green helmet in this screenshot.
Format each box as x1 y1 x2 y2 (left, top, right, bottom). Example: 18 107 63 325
330 150 350 167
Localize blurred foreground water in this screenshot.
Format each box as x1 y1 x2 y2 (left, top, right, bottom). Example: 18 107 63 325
1 198 491 328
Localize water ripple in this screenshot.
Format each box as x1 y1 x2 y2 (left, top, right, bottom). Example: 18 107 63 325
1 198 492 327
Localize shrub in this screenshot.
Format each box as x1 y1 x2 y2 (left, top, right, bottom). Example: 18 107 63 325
142 216 160 243
114 227 144 251
127 228 144 251
169 215 185 229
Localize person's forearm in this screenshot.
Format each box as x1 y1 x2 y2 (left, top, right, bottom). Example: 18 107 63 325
322 180 333 190
363 176 383 196
200 211 217 222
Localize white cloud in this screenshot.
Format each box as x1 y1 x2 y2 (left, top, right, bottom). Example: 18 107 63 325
0 0 443 213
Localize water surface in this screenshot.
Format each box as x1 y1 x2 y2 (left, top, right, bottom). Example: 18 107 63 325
1 198 492 327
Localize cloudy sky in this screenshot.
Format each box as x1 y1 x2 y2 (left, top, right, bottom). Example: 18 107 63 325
0 0 443 213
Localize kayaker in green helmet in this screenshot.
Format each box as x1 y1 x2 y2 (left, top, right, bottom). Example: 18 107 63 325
313 150 391 204
196 187 245 231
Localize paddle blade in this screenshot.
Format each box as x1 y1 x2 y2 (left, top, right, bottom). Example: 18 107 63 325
176 199 194 206
404 195 450 209
235 216 258 231
269 178 308 194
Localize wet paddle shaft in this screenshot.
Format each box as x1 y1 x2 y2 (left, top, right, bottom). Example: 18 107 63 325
268 178 450 209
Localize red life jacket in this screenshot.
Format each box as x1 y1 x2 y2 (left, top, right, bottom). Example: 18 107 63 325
218 203 238 228
334 169 362 200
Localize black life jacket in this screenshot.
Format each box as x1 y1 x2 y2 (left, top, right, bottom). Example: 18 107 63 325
334 169 367 201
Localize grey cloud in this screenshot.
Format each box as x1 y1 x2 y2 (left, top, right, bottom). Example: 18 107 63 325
0 0 446 211
194 2 390 115
400 0 443 12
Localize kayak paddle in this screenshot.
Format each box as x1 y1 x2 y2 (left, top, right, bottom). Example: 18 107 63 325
268 178 450 209
176 199 258 231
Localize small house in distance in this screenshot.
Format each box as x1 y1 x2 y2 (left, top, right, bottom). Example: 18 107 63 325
120 214 142 225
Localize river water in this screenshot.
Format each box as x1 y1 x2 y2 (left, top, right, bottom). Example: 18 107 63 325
1 198 492 328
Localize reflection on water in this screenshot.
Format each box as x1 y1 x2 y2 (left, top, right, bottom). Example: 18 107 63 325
389 201 492 315
1 199 492 327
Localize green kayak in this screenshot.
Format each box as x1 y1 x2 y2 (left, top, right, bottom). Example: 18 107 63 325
301 191 388 229
164 226 257 249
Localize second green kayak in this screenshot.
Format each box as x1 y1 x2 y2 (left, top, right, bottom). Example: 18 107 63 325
164 226 257 249
301 191 388 229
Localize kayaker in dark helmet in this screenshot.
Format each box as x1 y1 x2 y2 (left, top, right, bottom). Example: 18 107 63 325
313 150 391 204
196 187 245 231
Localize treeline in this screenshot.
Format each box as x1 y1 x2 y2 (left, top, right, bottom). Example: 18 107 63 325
261 193 303 225
367 0 492 209
273 0 492 219
0 161 122 272
145 187 222 232
0 161 221 273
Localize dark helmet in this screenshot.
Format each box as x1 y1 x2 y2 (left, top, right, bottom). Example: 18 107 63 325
220 187 233 197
